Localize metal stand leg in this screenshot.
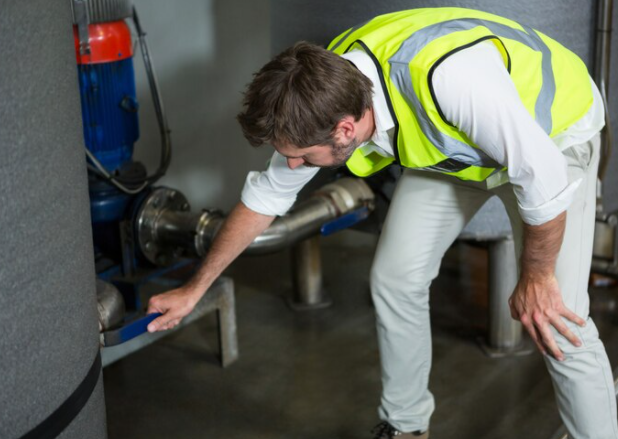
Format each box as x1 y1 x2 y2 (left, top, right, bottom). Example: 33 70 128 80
287 236 332 311
216 278 239 367
480 237 533 357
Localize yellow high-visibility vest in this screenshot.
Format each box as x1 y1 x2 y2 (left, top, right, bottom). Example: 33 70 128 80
328 8 594 180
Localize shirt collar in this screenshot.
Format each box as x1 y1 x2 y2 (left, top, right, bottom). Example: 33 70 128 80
341 50 395 158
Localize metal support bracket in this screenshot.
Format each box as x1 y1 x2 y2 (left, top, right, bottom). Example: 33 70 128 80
72 0 91 55
101 276 238 368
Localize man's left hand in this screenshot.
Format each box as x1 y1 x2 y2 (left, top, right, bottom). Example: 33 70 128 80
508 274 585 361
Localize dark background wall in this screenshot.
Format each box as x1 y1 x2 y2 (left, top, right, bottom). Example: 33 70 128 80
272 0 618 211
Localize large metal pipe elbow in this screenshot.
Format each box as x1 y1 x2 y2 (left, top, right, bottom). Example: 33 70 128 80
245 177 375 254
135 177 375 265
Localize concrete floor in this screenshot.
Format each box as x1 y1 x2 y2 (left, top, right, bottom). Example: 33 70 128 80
103 231 618 439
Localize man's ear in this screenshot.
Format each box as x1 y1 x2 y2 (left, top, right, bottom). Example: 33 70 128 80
334 116 357 142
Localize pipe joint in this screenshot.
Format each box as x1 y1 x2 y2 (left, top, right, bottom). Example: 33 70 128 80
135 178 375 265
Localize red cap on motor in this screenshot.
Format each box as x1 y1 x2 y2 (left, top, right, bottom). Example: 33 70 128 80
74 20 133 65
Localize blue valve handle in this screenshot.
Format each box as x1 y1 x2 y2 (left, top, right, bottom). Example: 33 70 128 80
320 207 370 236
102 312 162 347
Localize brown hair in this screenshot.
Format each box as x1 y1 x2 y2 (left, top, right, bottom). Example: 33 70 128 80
237 41 373 148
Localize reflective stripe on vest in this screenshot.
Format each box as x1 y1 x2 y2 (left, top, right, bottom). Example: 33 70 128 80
389 18 555 169
328 8 593 180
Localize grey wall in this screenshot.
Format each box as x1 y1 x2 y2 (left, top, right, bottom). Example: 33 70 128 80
131 0 272 212
272 0 618 211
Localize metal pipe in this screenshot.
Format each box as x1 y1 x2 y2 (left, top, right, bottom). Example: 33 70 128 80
479 237 533 357
96 279 125 332
289 236 332 310
594 0 614 182
479 236 534 358
591 0 617 277
247 178 374 254
246 196 339 255
487 237 522 350
136 178 375 265
595 0 613 92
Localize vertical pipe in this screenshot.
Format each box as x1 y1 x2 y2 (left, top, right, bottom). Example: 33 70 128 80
595 0 614 182
594 0 613 95
289 236 332 310
487 238 523 351
216 278 240 368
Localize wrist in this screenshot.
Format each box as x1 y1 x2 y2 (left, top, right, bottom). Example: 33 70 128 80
182 282 207 304
520 268 555 283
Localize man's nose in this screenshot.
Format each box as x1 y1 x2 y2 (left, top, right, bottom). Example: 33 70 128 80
287 157 304 169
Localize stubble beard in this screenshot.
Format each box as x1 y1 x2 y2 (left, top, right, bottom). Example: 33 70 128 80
303 137 360 169
332 136 360 166
300 137 360 169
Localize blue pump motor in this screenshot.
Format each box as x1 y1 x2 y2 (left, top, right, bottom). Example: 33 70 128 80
74 20 140 223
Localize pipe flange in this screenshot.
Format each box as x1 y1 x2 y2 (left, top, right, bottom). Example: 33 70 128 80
316 178 375 212
136 187 190 265
194 210 225 258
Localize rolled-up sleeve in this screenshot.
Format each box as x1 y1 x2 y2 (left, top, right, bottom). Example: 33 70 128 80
517 179 581 225
433 41 577 226
240 151 320 217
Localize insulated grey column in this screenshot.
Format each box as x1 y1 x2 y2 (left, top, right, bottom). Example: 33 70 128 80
0 1 107 438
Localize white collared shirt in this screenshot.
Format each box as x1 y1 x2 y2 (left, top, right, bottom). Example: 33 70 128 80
241 42 604 225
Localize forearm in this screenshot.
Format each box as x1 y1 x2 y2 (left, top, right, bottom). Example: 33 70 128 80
185 201 275 294
146 202 274 332
520 211 567 279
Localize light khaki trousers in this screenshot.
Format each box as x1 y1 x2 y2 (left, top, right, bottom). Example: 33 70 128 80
371 134 618 438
